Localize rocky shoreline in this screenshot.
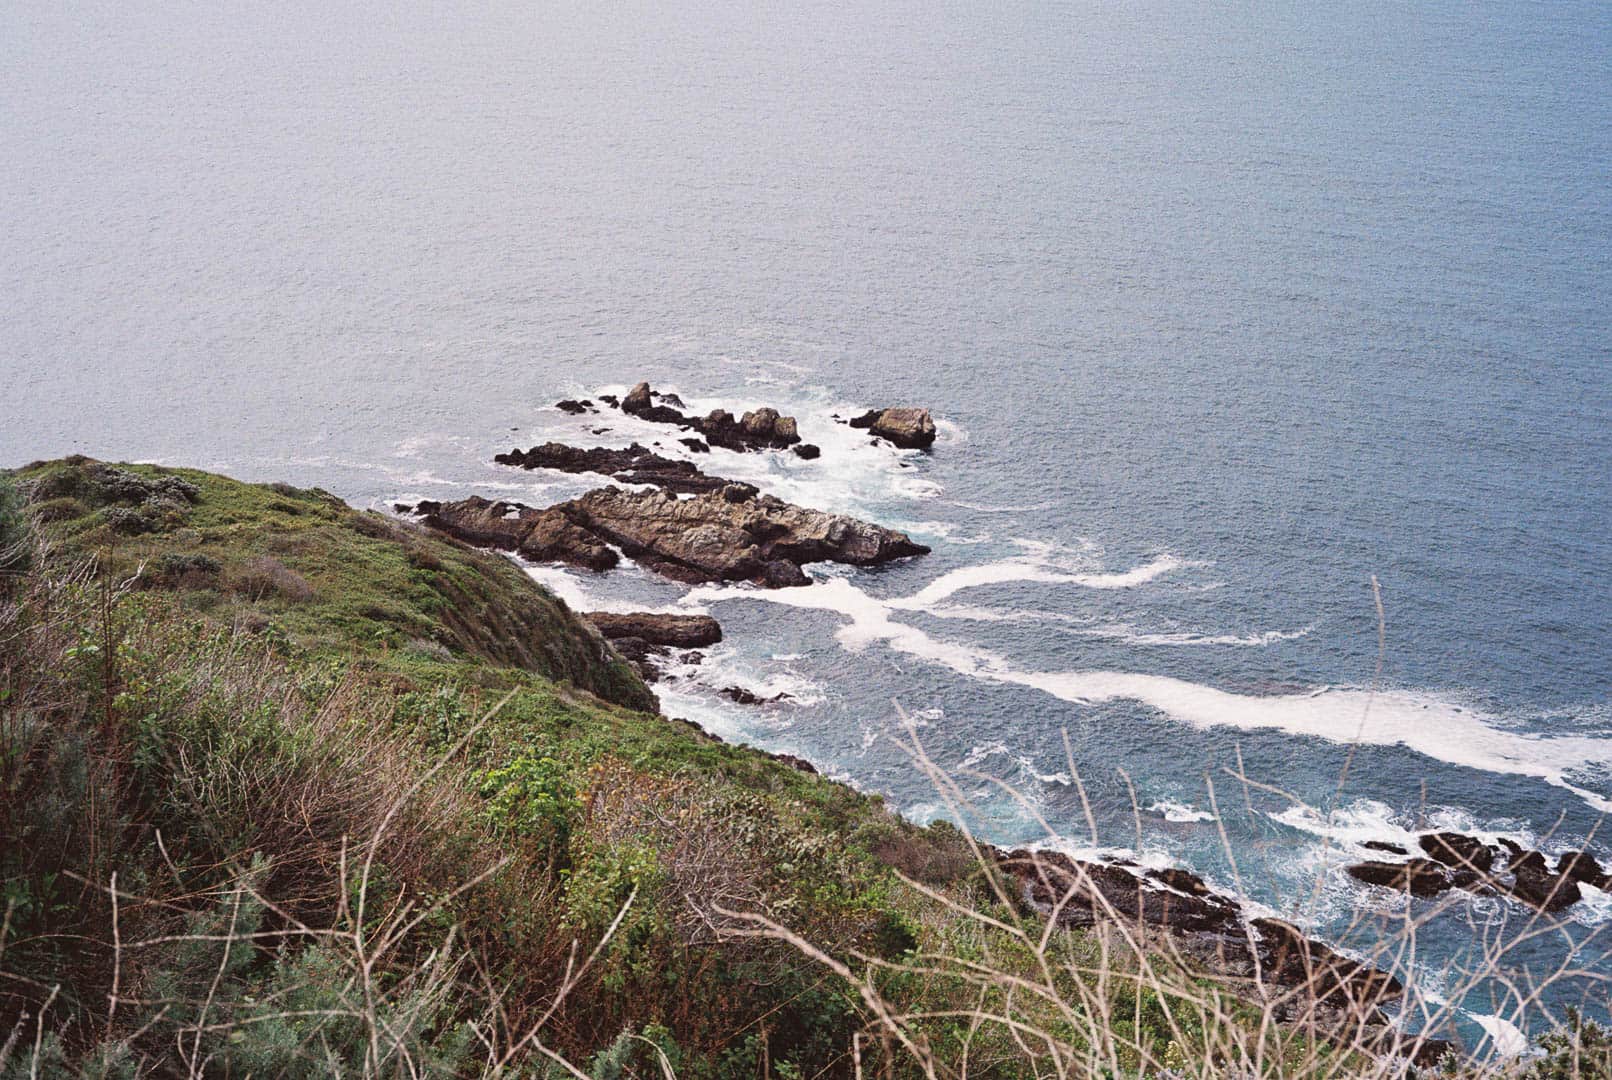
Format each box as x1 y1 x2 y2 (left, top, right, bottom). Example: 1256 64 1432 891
392 383 1604 1063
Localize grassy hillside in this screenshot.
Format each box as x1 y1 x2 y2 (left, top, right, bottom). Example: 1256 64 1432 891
1 461 1601 1079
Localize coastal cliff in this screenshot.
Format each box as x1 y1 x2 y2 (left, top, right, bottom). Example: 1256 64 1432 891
0 459 1589 1077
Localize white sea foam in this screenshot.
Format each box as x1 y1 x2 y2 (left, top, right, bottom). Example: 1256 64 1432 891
1471 1013 1529 1057
1067 624 1314 647
684 573 1612 812
1148 800 1217 823
891 552 1185 611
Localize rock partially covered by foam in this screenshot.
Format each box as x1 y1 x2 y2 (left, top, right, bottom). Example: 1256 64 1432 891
617 382 803 452
848 407 937 449
496 442 729 494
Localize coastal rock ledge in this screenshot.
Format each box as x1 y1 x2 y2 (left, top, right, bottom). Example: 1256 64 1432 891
405 485 929 588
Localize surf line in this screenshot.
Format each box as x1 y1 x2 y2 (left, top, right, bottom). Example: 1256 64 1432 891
683 572 1612 814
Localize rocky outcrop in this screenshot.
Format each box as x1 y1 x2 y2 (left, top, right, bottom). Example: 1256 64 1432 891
848 407 937 449
618 382 803 452
585 612 722 648
495 442 729 494
559 484 928 587
404 497 618 572
792 443 821 460
1344 831 1605 915
721 686 793 706
1346 860 1456 898
1418 832 1493 873
407 485 928 590
555 399 597 415
998 849 1239 934
992 847 1403 1020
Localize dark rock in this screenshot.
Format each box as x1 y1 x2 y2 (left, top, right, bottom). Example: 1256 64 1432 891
1558 850 1608 887
792 443 821 460
584 612 722 648
1509 849 1550 875
622 381 653 413
1362 841 1408 855
1346 859 1453 898
847 407 938 449
1418 832 1494 874
680 438 710 453
496 442 729 495
1251 918 1404 1011
768 753 817 774
721 686 793 706
1508 868 1582 912
609 382 803 451
999 850 1240 934
599 394 620 408
555 399 595 415
1146 867 1217 897
658 392 686 409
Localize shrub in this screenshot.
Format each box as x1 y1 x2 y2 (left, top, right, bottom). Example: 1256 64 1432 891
231 555 316 602
0 474 31 583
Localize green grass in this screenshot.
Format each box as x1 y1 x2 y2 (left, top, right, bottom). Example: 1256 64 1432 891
5 458 1602 1079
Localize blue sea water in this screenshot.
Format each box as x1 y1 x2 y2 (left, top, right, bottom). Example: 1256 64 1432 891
3 0 1610 1048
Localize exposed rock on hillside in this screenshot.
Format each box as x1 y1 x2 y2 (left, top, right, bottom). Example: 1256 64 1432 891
407 497 618 572
585 612 723 648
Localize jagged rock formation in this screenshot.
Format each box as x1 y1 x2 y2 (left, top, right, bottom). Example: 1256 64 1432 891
560 484 928 587
495 442 729 494
1346 831 1599 914
993 847 1405 1018
848 406 937 448
405 484 928 588
618 381 803 452
406 497 618 572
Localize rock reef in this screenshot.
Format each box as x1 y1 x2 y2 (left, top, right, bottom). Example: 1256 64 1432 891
619 382 803 452
1345 830 1599 914
496 442 728 494
405 484 928 589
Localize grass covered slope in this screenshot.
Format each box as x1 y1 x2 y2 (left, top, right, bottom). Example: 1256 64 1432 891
5 460 1605 1079
10 457 655 712
0 460 991 1078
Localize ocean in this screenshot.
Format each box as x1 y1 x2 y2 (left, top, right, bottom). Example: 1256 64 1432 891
3 0 1609 1046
